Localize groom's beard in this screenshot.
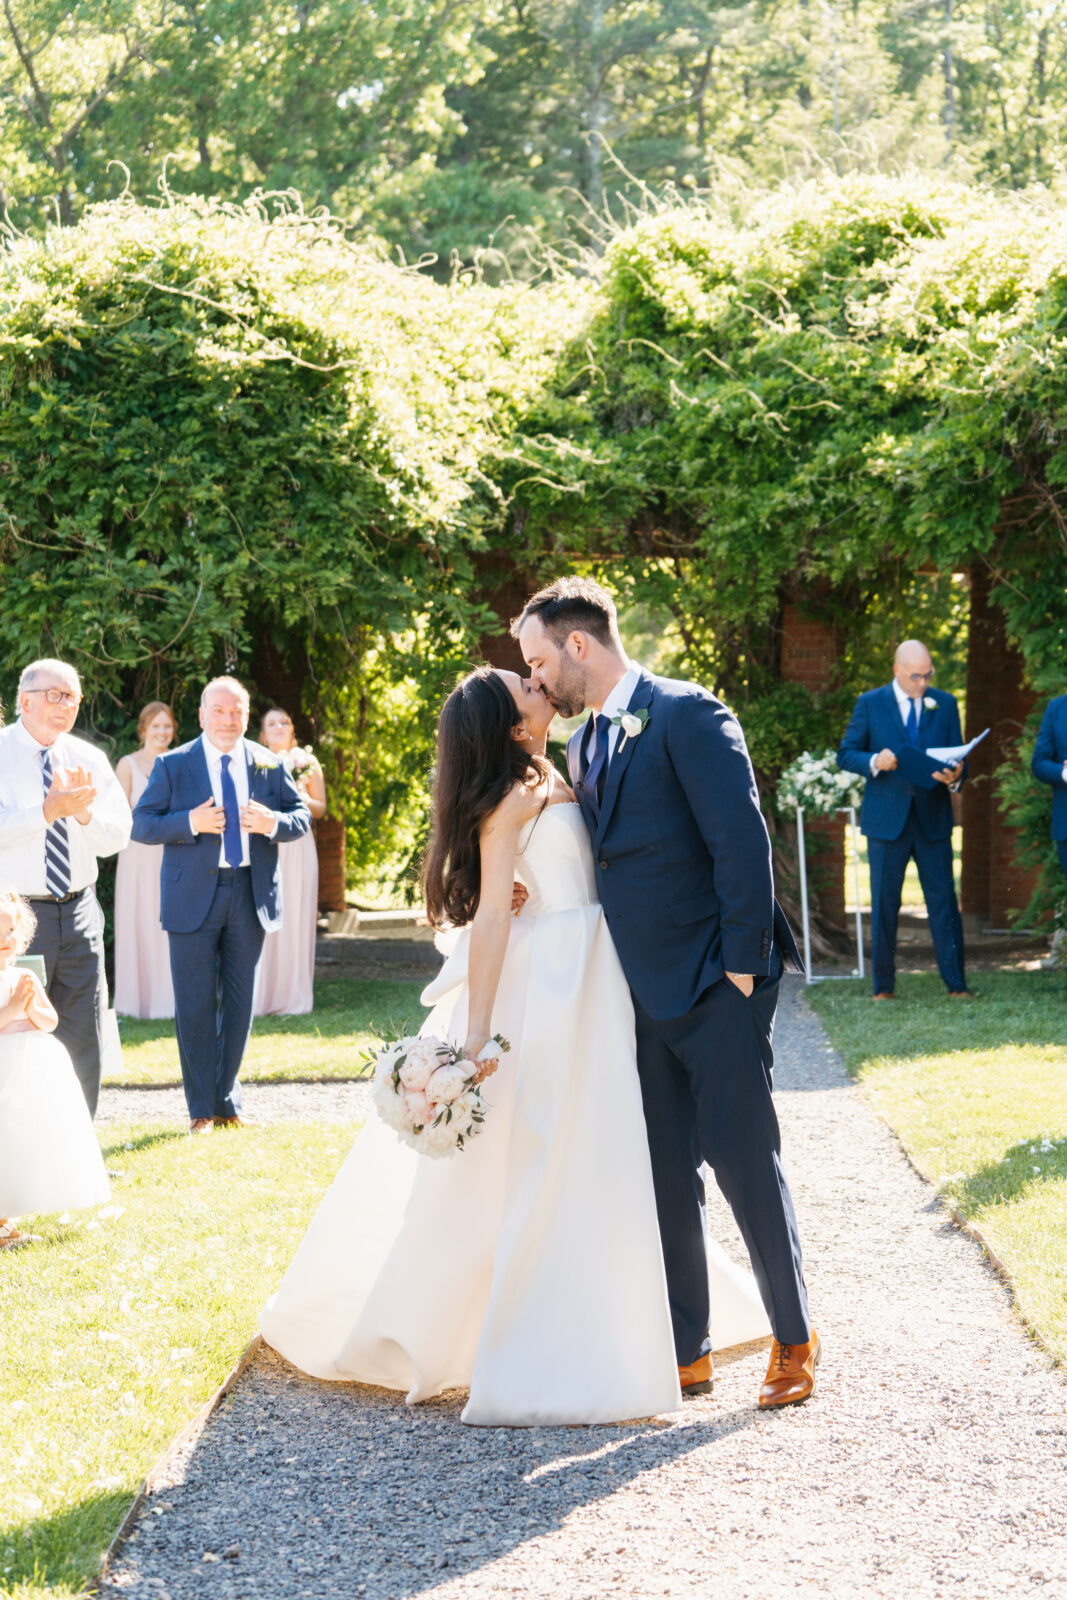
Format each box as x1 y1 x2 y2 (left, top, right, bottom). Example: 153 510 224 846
544 663 587 720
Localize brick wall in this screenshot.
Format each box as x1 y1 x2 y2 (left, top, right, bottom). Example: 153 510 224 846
780 601 846 922
960 565 1038 924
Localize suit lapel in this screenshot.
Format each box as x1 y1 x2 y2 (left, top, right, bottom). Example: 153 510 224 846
567 720 590 792
189 737 211 801
594 671 655 849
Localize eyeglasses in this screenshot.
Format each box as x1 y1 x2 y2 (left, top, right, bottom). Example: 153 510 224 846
25 688 82 707
903 670 935 684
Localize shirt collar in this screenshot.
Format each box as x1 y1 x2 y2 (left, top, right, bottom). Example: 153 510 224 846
892 678 920 710
601 662 641 723
14 717 59 757
201 733 245 766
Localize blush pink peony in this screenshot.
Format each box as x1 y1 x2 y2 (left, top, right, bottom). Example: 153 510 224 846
425 1064 468 1105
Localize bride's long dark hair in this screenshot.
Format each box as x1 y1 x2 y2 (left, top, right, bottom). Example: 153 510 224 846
423 667 546 929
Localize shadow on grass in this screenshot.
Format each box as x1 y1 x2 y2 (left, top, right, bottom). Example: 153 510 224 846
116 977 427 1050
952 1135 1067 1218
99 1127 189 1160
0 1487 131 1593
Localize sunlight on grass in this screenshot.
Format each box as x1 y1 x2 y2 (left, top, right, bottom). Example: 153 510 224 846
809 971 1067 1362
0 1118 361 1597
110 977 428 1086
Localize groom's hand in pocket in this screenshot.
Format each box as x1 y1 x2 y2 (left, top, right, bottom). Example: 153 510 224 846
726 971 754 997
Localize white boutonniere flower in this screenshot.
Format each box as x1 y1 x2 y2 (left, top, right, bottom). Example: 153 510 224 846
923 696 937 711
611 707 649 749
252 755 278 773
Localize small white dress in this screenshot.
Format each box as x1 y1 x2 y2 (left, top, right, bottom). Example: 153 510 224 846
0 1021 111 1215
259 803 769 1426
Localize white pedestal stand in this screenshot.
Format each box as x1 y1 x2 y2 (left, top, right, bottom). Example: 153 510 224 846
795 804 866 985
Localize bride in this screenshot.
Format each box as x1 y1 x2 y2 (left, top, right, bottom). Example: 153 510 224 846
259 667 769 1425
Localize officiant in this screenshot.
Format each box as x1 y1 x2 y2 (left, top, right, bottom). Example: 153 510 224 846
837 639 973 1001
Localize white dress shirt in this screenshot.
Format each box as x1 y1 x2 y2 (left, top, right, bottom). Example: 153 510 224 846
0 719 132 895
194 734 254 868
585 662 643 768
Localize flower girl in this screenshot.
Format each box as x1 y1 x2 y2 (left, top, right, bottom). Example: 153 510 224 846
0 890 110 1249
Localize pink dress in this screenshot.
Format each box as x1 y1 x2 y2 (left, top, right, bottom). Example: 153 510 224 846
255 826 318 1015
113 759 174 1019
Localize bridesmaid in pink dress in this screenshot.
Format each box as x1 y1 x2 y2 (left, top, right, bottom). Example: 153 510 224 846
114 702 177 1019
254 708 326 1016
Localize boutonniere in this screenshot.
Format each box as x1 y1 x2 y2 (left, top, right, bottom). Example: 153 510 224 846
923 697 937 711
252 755 278 773
611 707 649 750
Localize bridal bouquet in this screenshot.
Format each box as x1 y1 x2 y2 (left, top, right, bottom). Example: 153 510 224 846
369 1033 509 1158
282 745 317 785
777 749 864 817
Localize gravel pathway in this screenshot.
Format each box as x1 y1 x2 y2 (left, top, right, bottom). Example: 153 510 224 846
96 1081 371 1127
99 980 1067 1599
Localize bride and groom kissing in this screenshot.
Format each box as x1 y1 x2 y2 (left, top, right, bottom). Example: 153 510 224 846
260 578 819 1425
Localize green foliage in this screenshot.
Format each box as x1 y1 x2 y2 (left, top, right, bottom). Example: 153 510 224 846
0 193 584 878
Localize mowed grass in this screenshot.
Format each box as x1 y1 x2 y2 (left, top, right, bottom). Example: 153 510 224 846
0 1118 361 1600
808 970 1067 1361
110 977 428 1086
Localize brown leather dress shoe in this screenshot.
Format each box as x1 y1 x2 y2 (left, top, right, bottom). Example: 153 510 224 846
189 1118 214 1134
758 1330 820 1408
871 991 896 1001
678 1353 714 1396
948 989 976 1000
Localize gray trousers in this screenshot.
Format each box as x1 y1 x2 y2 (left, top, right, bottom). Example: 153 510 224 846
27 888 107 1118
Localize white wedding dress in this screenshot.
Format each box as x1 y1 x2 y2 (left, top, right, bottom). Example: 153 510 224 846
259 802 769 1425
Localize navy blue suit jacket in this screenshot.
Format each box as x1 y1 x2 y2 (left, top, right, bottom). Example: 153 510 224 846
837 684 965 842
567 670 801 1022
1031 694 1067 841
130 738 311 933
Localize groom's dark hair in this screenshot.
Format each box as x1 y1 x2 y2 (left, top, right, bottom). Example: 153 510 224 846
510 577 620 648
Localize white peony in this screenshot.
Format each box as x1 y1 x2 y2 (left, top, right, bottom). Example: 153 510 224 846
398 1038 449 1091
425 1064 468 1105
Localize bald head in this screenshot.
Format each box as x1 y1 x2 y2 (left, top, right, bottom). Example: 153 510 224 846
893 639 934 697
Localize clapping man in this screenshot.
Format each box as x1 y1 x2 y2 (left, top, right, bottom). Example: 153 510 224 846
838 640 972 1000
1031 692 1067 883
131 677 311 1132
0 659 132 1114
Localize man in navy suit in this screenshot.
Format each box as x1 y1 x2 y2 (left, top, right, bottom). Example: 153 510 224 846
131 677 311 1131
514 579 818 1411
837 640 970 1000
1031 694 1067 881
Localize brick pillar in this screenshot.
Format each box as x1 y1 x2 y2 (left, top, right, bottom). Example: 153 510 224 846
474 553 539 671
779 600 845 923
961 564 1039 923
248 630 345 916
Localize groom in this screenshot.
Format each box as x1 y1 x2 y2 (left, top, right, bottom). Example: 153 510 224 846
514 579 818 1408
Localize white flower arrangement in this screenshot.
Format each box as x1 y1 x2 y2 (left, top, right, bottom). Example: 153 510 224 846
280 744 317 784
923 696 937 711
368 1032 509 1157
777 749 864 818
610 707 649 747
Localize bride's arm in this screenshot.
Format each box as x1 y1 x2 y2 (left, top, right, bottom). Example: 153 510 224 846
462 788 534 1079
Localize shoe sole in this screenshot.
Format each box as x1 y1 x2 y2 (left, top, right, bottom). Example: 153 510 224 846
681 1379 714 1397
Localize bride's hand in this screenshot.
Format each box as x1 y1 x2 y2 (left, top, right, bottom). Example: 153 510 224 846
463 1035 500 1083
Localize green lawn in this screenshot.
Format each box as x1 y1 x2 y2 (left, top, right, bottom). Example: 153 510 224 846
0 1118 362 1600
111 977 428 1086
807 970 1067 1362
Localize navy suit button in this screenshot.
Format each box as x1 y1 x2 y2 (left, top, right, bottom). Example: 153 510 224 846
599 859 609 870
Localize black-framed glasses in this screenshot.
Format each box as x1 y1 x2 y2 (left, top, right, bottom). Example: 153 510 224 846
25 688 81 707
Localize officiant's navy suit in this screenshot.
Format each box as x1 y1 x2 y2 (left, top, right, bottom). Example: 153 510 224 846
131 738 310 1119
568 669 811 1363
837 684 967 995
1031 693 1067 878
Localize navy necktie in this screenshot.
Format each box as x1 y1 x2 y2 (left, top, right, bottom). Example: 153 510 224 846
41 748 71 895
582 714 612 819
906 697 920 748
219 753 243 869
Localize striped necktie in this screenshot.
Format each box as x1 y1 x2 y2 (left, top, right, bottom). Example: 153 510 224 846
41 747 72 896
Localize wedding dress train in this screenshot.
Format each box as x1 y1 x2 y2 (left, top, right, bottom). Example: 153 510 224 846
260 802 769 1425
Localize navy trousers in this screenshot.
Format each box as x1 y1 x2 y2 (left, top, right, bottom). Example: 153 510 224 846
167 868 265 1121
633 971 810 1363
27 888 107 1117
867 809 965 994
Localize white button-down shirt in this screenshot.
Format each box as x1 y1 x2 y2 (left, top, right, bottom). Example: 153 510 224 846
196 734 252 868
585 661 642 767
0 719 132 895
